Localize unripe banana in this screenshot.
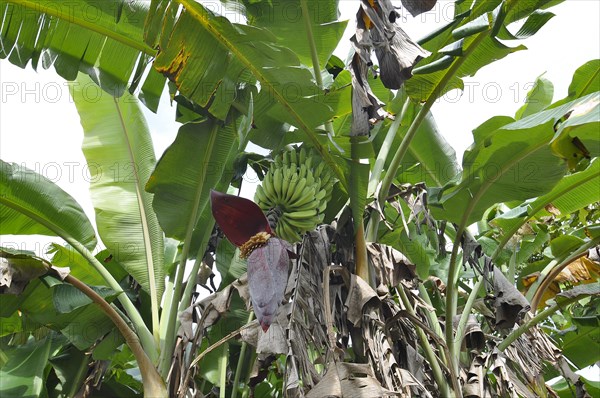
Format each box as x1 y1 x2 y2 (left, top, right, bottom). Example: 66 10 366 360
281 166 293 200
255 147 337 243
283 151 289 168
315 188 326 202
288 186 316 208
254 185 271 209
298 164 307 179
277 217 301 242
286 209 318 220
284 166 299 201
287 177 307 204
299 147 306 165
284 214 319 230
314 162 325 180
262 170 276 200
273 168 284 201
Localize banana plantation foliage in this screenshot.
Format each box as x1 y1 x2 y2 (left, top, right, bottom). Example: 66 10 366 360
1 0 600 397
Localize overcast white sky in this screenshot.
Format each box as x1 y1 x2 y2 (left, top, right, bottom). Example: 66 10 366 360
1 0 599 254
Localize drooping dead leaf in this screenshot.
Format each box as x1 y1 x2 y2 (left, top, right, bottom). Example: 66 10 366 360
367 243 416 288
463 355 491 398
522 256 599 308
489 349 538 398
491 267 530 330
349 52 386 136
400 0 437 16
355 0 430 90
306 361 399 398
462 314 485 352
284 227 332 395
345 274 378 326
500 314 571 397
349 0 429 135
0 250 49 294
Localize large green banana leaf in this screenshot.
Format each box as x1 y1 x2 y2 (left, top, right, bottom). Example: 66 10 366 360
70 75 164 304
515 76 554 120
144 1 345 179
0 0 165 111
0 160 97 250
407 0 562 101
430 92 599 226
552 59 600 107
0 334 55 398
377 101 461 188
146 113 240 254
243 0 346 69
492 158 600 240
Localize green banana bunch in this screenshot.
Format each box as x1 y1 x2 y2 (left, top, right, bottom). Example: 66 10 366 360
255 147 334 242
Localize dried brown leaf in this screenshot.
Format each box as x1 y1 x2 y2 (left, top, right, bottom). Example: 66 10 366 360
0 253 48 294
367 243 416 288
306 361 399 398
462 314 485 352
345 274 378 326
522 257 599 308
492 267 530 329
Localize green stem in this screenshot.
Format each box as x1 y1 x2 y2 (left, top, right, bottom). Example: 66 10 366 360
454 277 483 351
351 137 369 282
219 344 229 398
444 222 464 375
232 312 254 398
378 32 487 206
397 287 453 397
300 0 323 89
0 193 156 358
354 222 369 282
417 284 445 339
365 112 404 242
56 270 166 397
530 237 599 311
158 273 175 340
299 0 338 148
157 121 221 377
368 116 402 197
176 0 347 191
66 238 157 360
8 0 157 56
365 208 380 242
498 291 595 351
158 261 184 377
178 219 218 318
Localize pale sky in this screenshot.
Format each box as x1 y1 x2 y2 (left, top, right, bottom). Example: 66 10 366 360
1 0 599 253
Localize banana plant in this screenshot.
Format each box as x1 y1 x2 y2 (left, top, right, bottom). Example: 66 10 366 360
1 0 599 397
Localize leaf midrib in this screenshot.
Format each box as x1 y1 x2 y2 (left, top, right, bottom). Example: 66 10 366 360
112 96 160 341
175 0 347 189
0 196 87 249
577 66 600 98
